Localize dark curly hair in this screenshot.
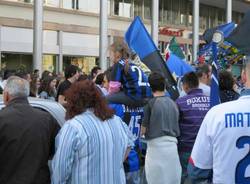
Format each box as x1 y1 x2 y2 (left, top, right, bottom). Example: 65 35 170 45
65 80 114 120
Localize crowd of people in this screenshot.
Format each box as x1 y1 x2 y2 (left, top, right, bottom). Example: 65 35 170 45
0 41 249 184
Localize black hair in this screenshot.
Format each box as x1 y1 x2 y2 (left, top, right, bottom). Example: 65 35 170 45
16 71 30 80
3 69 16 80
78 74 88 81
219 70 235 91
196 64 211 78
95 73 105 85
41 70 52 81
33 69 39 74
182 72 199 89
91 66 101 78
65 65 79 79
104 67 113 82
148 72 166 92
38 76 56 96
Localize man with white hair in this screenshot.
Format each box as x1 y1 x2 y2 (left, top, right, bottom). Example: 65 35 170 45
0 76 60 184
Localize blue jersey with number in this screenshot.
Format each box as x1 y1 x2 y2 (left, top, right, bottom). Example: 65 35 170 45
110 60 152 100
110 104 144 172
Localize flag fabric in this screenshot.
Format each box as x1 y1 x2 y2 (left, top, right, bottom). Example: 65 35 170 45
210 43 221 107
125 16 179 100
168 37 186 60
210 22 236 107
226 10 250 55
203 22 235 43
165 37 194 78
200 22 235 107
166 54 194 78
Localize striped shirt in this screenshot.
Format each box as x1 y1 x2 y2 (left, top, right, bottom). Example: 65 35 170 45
51 110 134 184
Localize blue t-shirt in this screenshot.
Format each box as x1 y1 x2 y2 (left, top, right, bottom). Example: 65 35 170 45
110 59 152 100
110 104 144 172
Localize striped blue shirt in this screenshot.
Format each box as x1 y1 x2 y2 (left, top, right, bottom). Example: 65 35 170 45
51 110 134 184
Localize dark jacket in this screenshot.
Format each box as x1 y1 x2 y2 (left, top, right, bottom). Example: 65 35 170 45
219 90 240 103
0 97 60 184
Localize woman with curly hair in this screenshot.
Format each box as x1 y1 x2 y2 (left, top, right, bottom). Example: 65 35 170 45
51 80 133 184
38 76 57 101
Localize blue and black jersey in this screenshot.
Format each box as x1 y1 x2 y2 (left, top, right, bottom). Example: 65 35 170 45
110 59 152 100
110 104 144 173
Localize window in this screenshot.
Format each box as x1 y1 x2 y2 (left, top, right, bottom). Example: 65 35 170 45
114 0 123 15
144 0 151 20
209 7 217 28
62 0 79 9
62 0 74 9
188 1 192 27
163 0 172 24
24 0 33 3
123 0 132 18
200 5 209 30
78 0 100 13
44 0 59 7
217 8 225 25
172 0 180 25
159 0 164 23
1 53 33 72
180 0 187 26
43 55 57 73
63 56 98 74
114 0 132 18
134 0 143 17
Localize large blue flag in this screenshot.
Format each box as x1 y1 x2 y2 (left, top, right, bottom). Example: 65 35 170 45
125 16 179 100
210 22 235 107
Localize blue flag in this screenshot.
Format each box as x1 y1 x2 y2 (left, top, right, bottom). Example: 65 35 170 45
125 16 179 100
210 43 221 107
203 22 235 43
165 37 194 77
210 22 235 107
166 54 194 77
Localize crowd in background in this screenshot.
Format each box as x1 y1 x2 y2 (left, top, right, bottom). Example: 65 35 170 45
0 41 248 184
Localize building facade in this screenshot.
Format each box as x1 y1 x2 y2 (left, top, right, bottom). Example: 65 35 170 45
0 0 249 74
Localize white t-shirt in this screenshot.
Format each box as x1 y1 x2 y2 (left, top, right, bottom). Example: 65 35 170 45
199 82 211 96
191 95 250 184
